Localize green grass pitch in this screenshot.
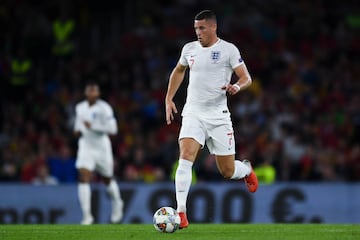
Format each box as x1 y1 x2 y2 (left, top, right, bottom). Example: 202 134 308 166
0 224 358 240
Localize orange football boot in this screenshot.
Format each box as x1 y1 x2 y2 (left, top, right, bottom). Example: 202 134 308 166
243 160 258 193
178 212 189 229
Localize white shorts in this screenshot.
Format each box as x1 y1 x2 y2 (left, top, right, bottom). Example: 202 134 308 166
76 143 114 177
179 115 235 156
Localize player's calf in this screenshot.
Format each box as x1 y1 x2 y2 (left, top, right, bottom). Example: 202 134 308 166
219 167 234 179
215 155 236 179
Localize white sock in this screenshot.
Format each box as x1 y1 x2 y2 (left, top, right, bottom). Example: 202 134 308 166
231 160 251 180
78 183 92 218
106 179 122 203
175 159 193 213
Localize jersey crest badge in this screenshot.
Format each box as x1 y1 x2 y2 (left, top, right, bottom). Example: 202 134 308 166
211 51 221 63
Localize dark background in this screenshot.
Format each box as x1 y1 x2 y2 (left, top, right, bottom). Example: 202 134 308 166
0 0 359 184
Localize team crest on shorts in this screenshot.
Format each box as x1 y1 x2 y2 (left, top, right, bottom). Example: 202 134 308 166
211 51 221 63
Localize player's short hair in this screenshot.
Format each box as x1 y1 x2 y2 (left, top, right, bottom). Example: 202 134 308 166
195 10 217 23
85 81 99 88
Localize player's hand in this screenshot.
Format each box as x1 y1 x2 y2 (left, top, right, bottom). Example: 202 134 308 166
221 83 241 95
84 121 91 129
74 131 82 138
165 100 178 125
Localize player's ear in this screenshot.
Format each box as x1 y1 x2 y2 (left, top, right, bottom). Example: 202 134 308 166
212 22 217 33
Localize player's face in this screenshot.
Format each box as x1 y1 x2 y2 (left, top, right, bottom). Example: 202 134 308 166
85 85 100 102
194 19 217 47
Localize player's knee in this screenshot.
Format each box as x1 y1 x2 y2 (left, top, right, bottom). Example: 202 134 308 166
103 177 111 186
78 175 90 183
179 150 197 161
78 169 91 183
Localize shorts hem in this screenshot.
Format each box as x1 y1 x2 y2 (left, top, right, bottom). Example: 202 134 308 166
75 165 95 171
211 151 236 156
178 136 205 148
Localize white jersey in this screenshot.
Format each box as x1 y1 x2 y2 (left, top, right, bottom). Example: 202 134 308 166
178 38 244 118
74 99 117 149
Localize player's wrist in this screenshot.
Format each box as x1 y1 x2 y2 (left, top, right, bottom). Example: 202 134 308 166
165 98 173 104
233 83 241 92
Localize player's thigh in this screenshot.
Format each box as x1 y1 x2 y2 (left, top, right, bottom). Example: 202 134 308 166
94 149 114 178
179 116 205 161
76 148 96 179
215 155 235 178
206 119 235 156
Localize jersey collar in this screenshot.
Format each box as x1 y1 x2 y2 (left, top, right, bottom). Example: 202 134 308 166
199 38 221 49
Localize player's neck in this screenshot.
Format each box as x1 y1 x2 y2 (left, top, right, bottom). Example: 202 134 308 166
87 99 97 106
204 36 219 48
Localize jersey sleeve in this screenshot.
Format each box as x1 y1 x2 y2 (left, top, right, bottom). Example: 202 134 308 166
178 44 189 66
90 104 118 135
229 43 244 69
73 105 81 132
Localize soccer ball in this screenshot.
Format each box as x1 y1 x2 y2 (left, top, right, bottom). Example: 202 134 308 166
153 207 181 233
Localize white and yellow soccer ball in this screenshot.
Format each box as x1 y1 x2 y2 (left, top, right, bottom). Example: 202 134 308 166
153 207 181 233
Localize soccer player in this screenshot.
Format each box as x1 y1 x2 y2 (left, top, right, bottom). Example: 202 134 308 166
74 82 123 225
165 10 258 228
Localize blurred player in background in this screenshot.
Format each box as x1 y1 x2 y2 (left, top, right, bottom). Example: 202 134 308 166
74 82 123 225
165 10 258 229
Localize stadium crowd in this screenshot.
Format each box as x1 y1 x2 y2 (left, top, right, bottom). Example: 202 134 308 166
0 0 359 184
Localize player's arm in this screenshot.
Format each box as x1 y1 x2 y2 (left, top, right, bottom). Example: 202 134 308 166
233 63 252 92
88 106 118 135
222 43 252 95
165 63 187 125
73 107 82 137
222 63 252 95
